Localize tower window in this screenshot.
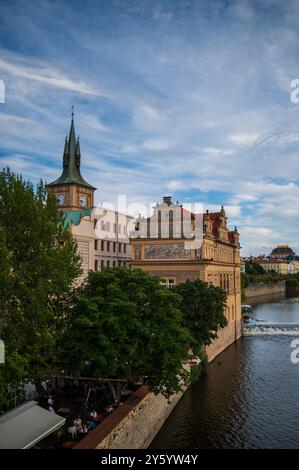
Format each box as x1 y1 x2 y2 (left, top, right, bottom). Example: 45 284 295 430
79 194 87 207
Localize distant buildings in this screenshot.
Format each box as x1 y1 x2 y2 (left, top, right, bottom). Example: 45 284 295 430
270 244 295 260
255 260 290 275
241 244 299 275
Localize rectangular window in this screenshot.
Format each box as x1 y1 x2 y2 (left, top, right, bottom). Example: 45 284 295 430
124 244 126 253
119 243 122 253
101 260 104 268
94 260 98 271
113 261 116 267
113 223 117 233
107 260 110 267
101 220 105 231
94 239 98 250
161 278 176 289
101 240 105 251
107 242 110 252
118 224 121 234
94 218 98 229
118 260 122 267
113 242 116 252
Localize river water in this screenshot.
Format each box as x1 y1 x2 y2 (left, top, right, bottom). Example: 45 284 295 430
150 298 299 449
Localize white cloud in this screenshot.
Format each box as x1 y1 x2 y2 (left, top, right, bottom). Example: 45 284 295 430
0 55 104 96
143 138 171 150
229 133 258 145
166 180 185 191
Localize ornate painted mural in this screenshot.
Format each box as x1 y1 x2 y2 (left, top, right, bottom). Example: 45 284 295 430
144 244 191 260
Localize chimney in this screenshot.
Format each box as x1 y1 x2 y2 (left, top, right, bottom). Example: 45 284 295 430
163 196 172 206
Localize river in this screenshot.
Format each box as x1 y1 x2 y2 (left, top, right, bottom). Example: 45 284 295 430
150 297 299 449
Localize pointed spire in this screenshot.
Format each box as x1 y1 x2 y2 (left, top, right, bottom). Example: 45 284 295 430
47 110 96 190
68 108 77 156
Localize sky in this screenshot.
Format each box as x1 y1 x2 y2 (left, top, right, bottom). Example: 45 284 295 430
1 0 299 255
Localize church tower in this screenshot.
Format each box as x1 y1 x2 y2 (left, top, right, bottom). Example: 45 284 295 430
47 111 96 211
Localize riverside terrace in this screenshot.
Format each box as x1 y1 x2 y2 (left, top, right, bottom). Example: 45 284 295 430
32 377 140 449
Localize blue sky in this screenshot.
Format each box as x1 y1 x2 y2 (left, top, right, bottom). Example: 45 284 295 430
1 0 299 255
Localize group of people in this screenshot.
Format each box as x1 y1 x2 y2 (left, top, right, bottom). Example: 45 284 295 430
67 410 104 440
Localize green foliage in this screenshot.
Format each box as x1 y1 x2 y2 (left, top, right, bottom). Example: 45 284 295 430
0 168 81 409
62 268 193 398
173 279 227 353
245 261 266 275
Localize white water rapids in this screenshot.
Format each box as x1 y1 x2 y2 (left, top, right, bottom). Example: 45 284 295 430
243 323 299 335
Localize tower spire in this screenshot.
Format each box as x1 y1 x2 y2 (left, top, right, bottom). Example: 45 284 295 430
56 110 94 188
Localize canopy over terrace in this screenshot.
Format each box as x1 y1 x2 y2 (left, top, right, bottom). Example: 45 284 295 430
0 401 65 449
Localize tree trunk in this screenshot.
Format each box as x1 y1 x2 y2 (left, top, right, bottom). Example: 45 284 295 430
116 382 122 401
35 382 45 403
107 381 117 402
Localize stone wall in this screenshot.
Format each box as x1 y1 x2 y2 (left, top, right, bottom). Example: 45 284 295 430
245 281 286 305
74 385 185 450
205 319 242 362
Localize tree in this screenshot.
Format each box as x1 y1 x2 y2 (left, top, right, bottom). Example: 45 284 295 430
245 261 265 275
62 268 193 399
0 168 81 408
174 279 227 355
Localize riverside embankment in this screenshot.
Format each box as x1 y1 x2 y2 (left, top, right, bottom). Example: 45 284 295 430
151 297 299 449
244 280 286 306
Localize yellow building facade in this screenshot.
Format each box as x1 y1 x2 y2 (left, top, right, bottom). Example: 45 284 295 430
130 197 242 362
256 260 289 274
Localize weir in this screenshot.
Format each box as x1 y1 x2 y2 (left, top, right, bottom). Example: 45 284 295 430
243 323 299 335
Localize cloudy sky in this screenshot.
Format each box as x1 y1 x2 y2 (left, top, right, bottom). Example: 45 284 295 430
1 0 299 255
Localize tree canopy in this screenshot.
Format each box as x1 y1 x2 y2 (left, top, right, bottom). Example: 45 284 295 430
62 268 193 399
245 261 266 275
0 169 81 409
174 279 227 354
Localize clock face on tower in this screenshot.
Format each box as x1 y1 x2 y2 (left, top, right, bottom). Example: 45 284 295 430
57 193 65 206
79 194 87 207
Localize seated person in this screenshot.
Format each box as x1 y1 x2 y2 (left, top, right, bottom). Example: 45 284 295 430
87 420 96 432
68 425 77 439
47 395 54 411
73 416 82 430
79 422 88 436
90 410 97 420
90 410 104 422
106 404 114 414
